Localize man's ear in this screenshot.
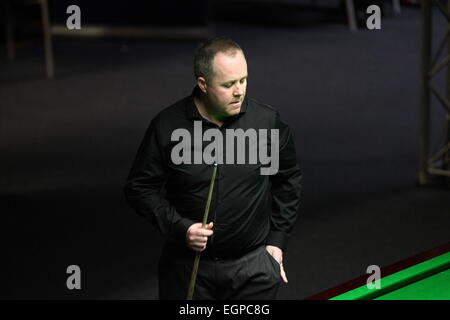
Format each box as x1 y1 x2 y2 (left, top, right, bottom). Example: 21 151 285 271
197 77 207 93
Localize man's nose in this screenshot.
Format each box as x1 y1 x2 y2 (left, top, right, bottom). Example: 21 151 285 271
233 83 243 96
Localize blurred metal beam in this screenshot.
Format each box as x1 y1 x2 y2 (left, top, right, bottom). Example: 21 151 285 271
428 168 450 177
429 142 450 165
429 84 450 113
4 0 15 60
39 0 54 79
50 25 211 40
429 54 450 77
446 0 450 172
431 30 449 67
433 0 450 21
420 0 431 185
393 0 401 15
420 0 450 186
345 0 357 32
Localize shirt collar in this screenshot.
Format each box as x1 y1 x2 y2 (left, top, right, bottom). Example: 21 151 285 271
185 86 248 121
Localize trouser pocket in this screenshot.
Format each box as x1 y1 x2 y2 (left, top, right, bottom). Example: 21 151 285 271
263 247 281 279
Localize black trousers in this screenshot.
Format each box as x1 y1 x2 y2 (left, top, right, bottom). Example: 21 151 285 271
158 245 281 300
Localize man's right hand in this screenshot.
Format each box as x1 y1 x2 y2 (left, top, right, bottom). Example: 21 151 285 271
186 222 214 252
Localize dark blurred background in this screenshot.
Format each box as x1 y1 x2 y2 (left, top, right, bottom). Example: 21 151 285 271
2 0 449 299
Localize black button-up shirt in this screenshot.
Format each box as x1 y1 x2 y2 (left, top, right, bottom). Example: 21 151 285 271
124 88 302 259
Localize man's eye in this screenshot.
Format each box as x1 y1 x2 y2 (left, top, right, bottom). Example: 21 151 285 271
224 84 232 88
240 78 246 83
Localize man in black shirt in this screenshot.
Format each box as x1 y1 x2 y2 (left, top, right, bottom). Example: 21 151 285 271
124 37 302 300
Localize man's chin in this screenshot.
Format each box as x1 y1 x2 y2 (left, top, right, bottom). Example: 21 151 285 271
226 107 241 116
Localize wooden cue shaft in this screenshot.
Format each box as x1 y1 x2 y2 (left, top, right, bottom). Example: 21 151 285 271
187 163 218 300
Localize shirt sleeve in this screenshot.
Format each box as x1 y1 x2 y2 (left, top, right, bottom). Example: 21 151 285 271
124 119 194 244
266 111 302 251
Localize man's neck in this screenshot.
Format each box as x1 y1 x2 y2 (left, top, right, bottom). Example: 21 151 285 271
193 94 224 127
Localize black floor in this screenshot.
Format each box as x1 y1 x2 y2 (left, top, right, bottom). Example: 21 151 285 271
2 6 450 299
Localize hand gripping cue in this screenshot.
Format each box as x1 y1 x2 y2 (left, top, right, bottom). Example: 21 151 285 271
186 163 218 300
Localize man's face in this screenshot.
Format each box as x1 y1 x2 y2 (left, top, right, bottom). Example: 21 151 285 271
202 50 248 117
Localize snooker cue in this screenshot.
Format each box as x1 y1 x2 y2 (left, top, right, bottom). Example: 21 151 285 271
186 163 218 300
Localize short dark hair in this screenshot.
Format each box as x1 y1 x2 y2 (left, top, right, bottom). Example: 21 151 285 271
194 37 243 82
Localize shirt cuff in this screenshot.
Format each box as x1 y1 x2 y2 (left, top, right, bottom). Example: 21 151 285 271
266 231 289 252
172 217 196 245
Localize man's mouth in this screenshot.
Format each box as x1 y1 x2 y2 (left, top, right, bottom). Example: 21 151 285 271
230 100 241 105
